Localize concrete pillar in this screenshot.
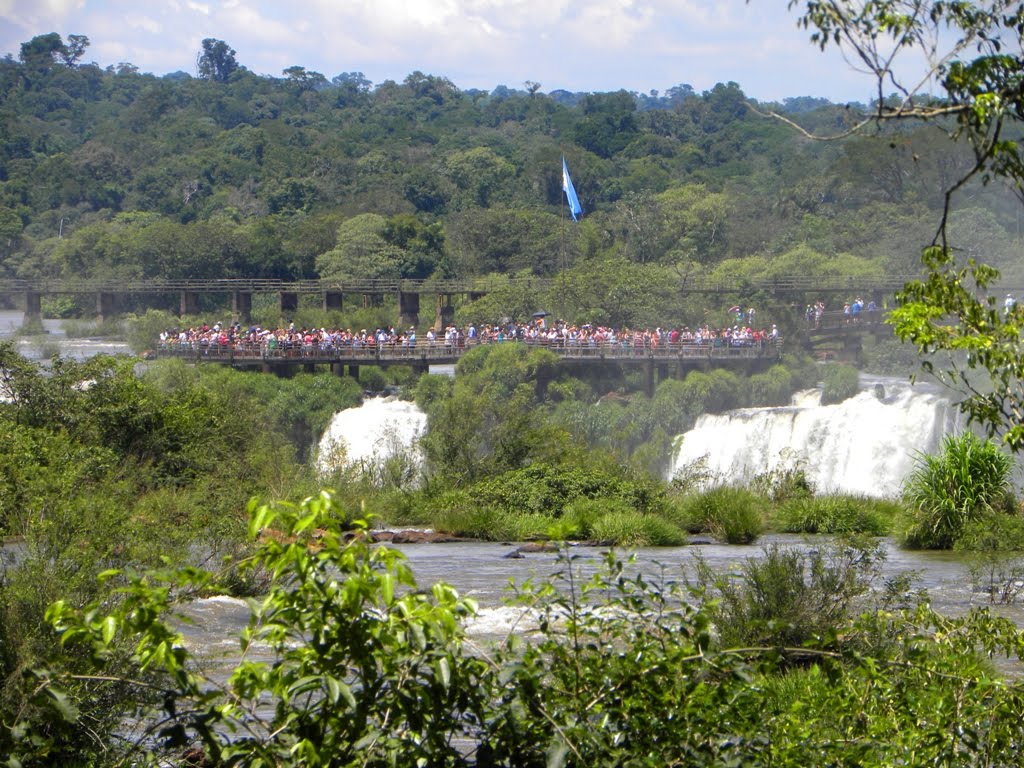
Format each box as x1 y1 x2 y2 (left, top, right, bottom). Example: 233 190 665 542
24 291 42 323
303 363 315 374
98 292 116 321
436 294 455 330
232 291 253 324
323 291 344 313
279 291 299 315
399 291 420 329
348 364 359 380
331 362 346 377
179 291 199 317
643 359 655 398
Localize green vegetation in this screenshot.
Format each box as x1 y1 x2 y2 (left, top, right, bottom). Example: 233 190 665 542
901 431 1017 549
7 0 1024 761
8 493 1024 767
820 362 860 405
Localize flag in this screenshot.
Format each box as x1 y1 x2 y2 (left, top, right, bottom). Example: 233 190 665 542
562 156 582 221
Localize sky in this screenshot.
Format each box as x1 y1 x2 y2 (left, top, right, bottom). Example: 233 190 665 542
0 0 907 104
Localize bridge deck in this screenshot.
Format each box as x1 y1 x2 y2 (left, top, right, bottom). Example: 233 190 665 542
156 338 783 368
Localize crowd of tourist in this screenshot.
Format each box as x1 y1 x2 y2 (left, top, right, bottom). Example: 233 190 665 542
158 316 782 358
804 298 880 328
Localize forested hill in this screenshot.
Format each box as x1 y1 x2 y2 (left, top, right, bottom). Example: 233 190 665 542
1 33 1021 298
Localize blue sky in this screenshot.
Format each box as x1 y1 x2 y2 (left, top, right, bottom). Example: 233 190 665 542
0 0 906 103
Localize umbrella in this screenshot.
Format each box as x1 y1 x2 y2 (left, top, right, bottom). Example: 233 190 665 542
532 311 548 318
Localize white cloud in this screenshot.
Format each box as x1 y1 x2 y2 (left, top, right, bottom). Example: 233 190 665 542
0 0 892 101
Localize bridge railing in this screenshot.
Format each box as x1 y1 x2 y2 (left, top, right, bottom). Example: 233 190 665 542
0 275 928 296
155 336 784 364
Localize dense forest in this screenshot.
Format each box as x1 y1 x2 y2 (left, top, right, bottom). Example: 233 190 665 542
2 31 1022 316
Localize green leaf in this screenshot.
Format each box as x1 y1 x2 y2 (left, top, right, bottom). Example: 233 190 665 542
45 688 80 723
100 615 117 645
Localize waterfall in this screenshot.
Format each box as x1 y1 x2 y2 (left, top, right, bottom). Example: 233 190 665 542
316 397 427 479
668 376 960 499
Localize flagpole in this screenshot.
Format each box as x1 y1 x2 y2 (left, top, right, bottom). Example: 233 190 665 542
560 160 566 274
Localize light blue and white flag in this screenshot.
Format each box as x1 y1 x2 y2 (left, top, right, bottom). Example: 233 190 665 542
562 156 582 221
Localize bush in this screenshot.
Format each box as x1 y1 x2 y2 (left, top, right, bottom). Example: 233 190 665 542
564 497 687 546
902 432 1015 549
692 539 884 648
956 512 1024 603
590 511 687 547
673 485 763 544
820 363 860 405
773 494 896 535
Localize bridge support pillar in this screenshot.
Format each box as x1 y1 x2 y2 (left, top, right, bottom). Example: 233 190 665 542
331 362 346 377
643 359 655 398
24 291 42 323
232 291 252 324
179 291 199 317
399 291 420 330
323 291 344 313
411 360 429 376
279 291 299 316
303 363 316 374
436 294 455 330
348 365 359 381
97 292 116 321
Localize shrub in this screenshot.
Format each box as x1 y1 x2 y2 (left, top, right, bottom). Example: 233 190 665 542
590 511 687 547
820 363 860 405
773 494 896 535
428 495 556 541
956 512 1024 604
692 539 884 648
674 485 763 544
901 432 1015 549
751 451 814 502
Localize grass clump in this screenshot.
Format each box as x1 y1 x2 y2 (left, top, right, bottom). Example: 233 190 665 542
901 432 1016 549
673 485 764 544
774 494 896 536
565 497 687 546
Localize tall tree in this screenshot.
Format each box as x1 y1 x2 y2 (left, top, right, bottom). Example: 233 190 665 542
197 38 239 83
784 0 1024 448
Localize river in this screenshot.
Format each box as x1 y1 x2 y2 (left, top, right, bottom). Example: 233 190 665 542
0 309 130 360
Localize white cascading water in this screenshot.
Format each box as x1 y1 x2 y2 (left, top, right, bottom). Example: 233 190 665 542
316 396 428 478
668 376 960 499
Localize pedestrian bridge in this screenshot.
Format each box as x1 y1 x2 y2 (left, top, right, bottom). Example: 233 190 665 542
155 336 784 395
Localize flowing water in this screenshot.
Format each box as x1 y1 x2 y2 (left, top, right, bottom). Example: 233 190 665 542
669 374 961 497
0 309 130 360
316 396 427 478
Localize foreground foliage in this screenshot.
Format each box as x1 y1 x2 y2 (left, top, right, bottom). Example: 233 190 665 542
10 491 1024 766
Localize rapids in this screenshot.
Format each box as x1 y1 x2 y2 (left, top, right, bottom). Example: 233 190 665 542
669 375 960 498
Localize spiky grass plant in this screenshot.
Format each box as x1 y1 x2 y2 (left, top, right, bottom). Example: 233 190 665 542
902 432 1015 549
